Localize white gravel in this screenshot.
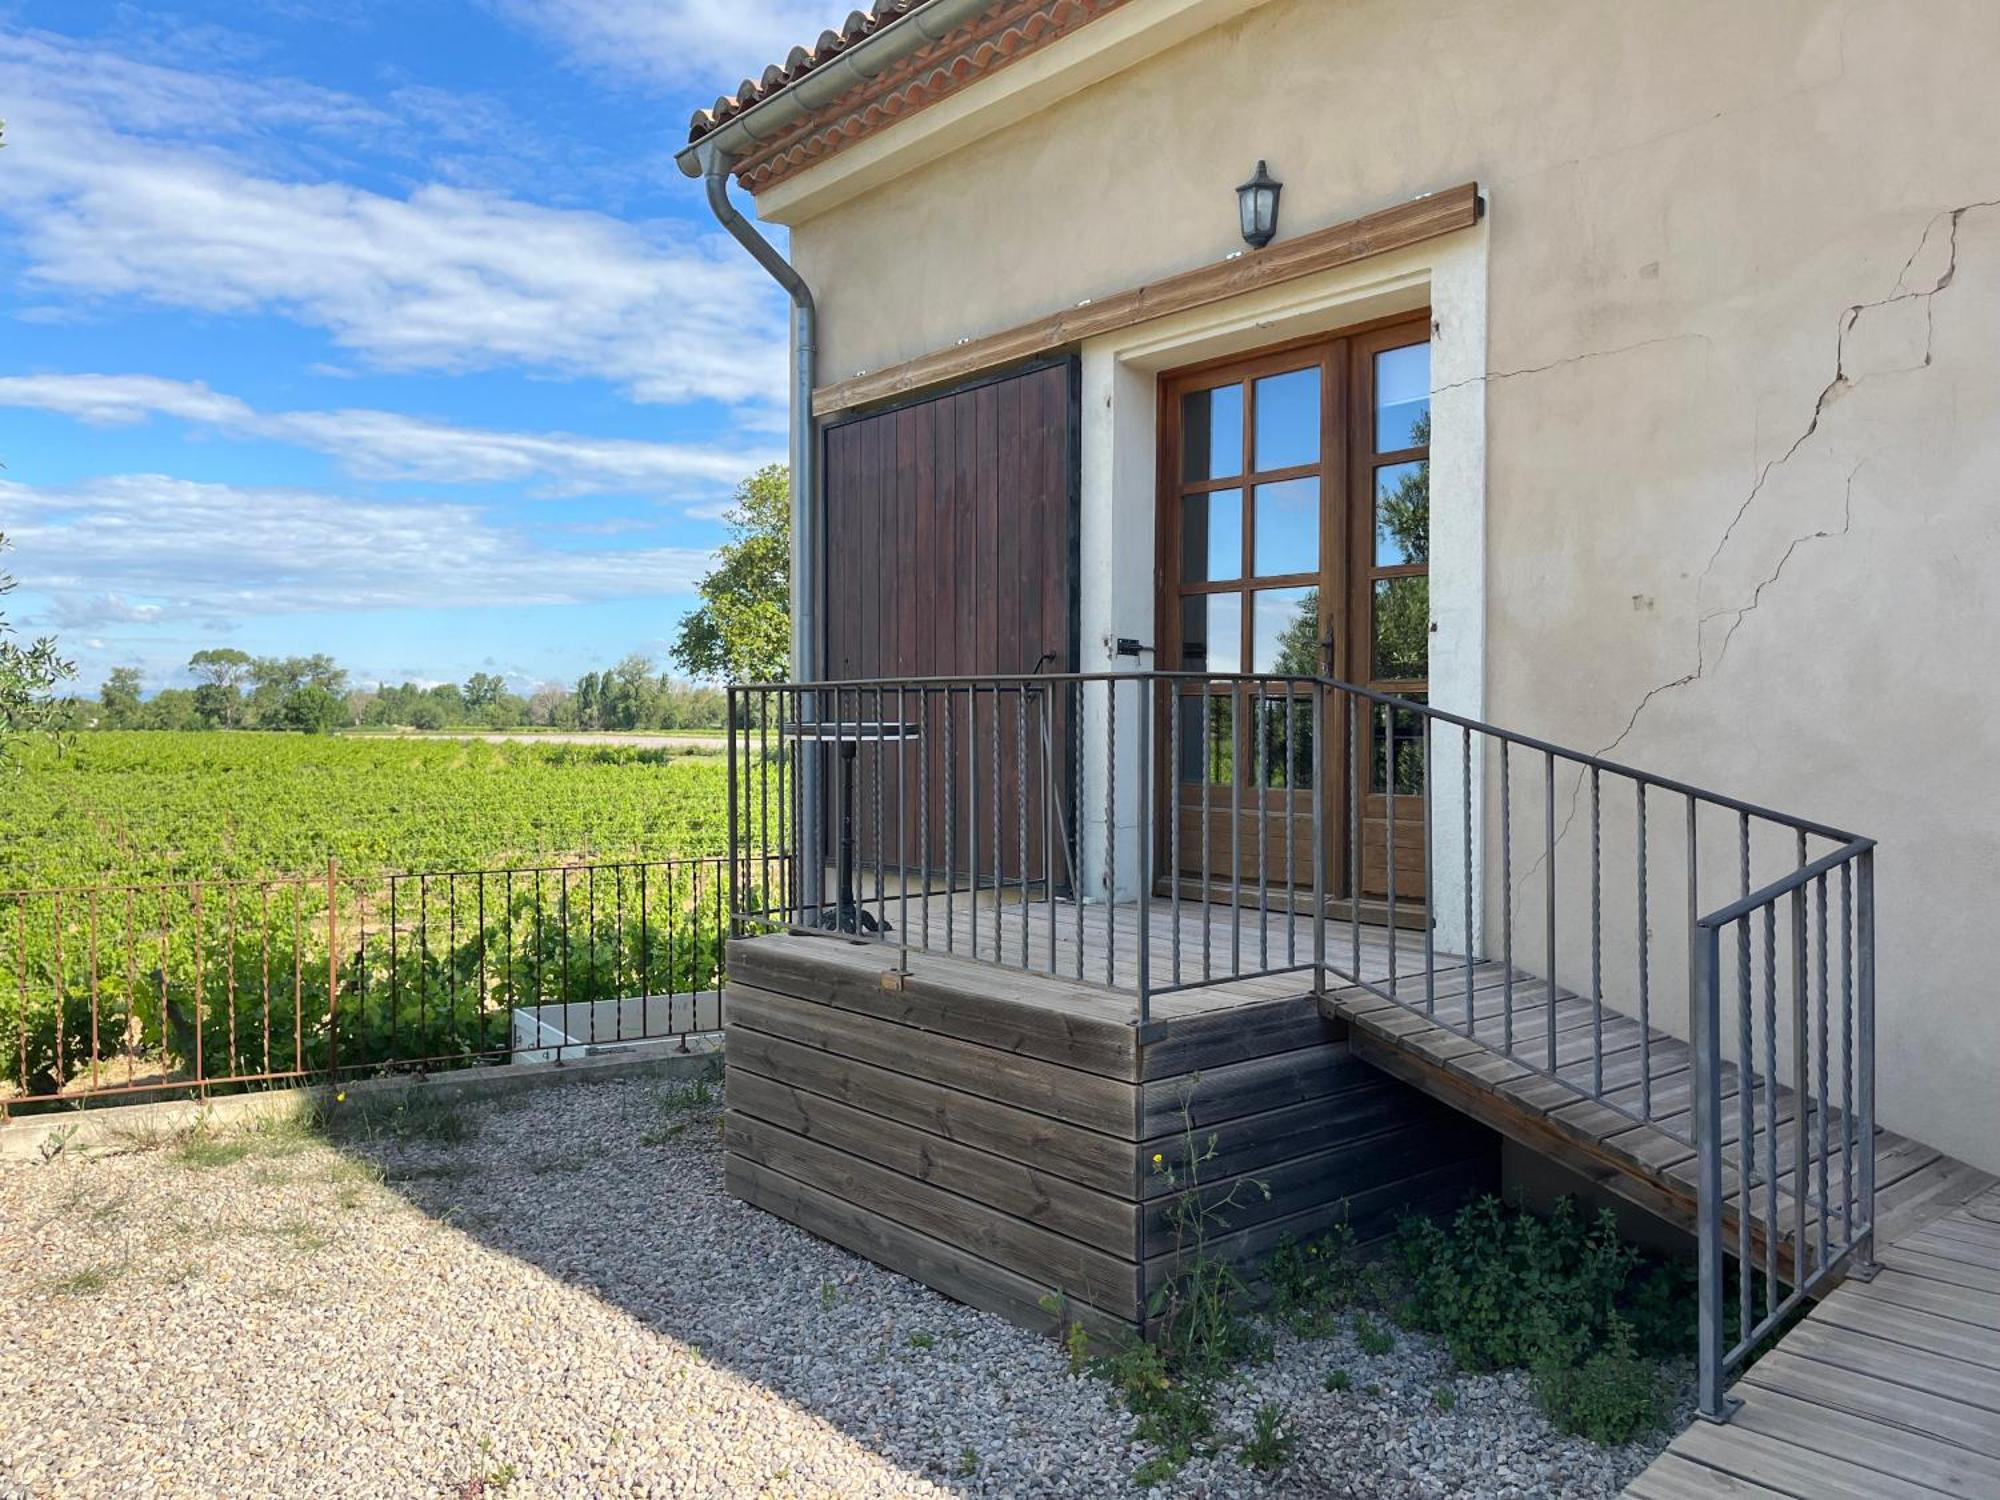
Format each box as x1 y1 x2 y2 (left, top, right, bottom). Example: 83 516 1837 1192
0 1075 1678 1499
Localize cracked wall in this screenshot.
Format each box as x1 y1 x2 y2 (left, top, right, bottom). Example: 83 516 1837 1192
779 0 2000 1170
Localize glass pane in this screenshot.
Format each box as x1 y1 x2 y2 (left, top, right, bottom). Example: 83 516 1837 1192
1371 697 1428 795
1180 489 1242 583
1252 478 1318 577
1177 694 1235 785
1251 586 1319 675
1179 592 1241 673
1253 367 1319 471
1252 695 1315 788
1373 461 1429 565
1180 384 1243 482
1375 342 1431 452
1371 576 1428 680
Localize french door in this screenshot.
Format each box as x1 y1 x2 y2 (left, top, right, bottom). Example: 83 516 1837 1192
1157 315 1432 912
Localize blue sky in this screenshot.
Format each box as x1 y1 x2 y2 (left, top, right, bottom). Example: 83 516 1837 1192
0 0 837 694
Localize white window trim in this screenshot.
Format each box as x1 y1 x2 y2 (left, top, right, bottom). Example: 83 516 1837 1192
1071 213 1489 960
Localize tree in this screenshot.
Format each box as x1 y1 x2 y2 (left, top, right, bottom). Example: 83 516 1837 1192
0 531 74 763
463 672 506 711
671 463 791 683
188 648 254 727
100 667 145 728
281 683 346 734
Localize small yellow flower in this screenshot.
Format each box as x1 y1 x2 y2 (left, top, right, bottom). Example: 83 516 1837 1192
334 1091 347 1103
1152 1153 1163 1165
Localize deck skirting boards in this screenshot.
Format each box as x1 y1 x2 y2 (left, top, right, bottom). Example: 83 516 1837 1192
723 933 1497 1337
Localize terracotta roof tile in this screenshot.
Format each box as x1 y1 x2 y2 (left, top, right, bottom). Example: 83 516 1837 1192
685 1 937 144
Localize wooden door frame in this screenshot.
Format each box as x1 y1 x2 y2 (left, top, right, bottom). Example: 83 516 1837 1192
1151 310 1432 916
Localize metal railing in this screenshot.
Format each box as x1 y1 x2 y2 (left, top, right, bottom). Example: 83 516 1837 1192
727 670 1876 1421
0 854 755 1112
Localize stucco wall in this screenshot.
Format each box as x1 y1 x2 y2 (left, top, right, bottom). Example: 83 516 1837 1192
779 0 2000 1171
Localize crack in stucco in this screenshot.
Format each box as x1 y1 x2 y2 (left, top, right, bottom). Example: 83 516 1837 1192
1429 332 1711 397
1503 195 1998 906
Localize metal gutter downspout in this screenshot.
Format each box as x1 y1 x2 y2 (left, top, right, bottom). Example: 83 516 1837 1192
697 141 823 907
697 140 818 685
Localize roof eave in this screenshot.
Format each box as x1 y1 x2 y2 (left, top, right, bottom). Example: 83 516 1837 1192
674 0 995 178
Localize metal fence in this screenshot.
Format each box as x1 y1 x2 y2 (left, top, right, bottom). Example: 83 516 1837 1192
727 670 1876 1422
0 854 759 1113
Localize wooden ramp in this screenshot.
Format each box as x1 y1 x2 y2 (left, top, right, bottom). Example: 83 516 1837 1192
1322 973 1994 1281
1623 1183 2000 1499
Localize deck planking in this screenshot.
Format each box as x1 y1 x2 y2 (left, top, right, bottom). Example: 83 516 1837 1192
1624 1183 2000 1499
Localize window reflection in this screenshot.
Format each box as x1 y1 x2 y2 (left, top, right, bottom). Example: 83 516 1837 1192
1375 343 1431 452
1180 384 1243 481
1253 367 1319 472
1373 459 1429 565
1253 696 1315 788
1371 577 1428 680
1182 490 1242 583
1180 593 1242 673
1370 697 1428 795
1252 587 1318 675
1177 695 1235 785
1253 478 1317 577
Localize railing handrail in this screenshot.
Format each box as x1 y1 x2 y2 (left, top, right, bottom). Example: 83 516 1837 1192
745 670 1867 845
1696 837 1876 929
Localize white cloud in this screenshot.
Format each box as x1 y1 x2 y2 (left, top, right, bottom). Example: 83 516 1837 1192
0 31 787 407
0 373 779 496
496 0 844 90
2 474 716 623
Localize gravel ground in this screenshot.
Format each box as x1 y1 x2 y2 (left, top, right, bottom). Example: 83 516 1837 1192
0 1075 1679 1499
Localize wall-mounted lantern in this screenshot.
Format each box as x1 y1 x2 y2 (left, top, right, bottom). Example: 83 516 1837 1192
1237 160 1283 250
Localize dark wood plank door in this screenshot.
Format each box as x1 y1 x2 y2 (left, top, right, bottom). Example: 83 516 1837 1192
821 360 1079 889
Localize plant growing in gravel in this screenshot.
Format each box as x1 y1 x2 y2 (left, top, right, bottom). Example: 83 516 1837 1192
1394 1196 1634 1372
1531 1317 1665 1444
1391 1195 1685 1444
906 1330 935 1349
1352 1312 1394 1356
956 1446 979 1477
1433 1385 1457 1412
1323 1367 1351 1392
49 1264 116 1297
1058 1092 1272 1485
1238 1402 1296 1472
1267 1222 1362 1336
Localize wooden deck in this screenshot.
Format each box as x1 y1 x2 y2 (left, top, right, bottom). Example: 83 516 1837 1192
742 895 2000 1489
1323 970 1995 1283
1625 1183 2000 1499
867 891 1991 1269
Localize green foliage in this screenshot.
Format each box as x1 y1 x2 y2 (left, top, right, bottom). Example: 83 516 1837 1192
1352 1312 1395 1357
1392 1195 1677 1444
1433 1385 1457 1412
0 531 75 766
1238 1402 1296 1472
1532 1317 1666 1445
1267 1222 1392 1337
0 734 747 1099
1322 1367 1351 1392
1394 1196 1636 1372
671 464 791 684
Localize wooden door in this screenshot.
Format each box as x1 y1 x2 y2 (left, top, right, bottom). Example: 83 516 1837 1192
1346 322 1431 903
1156 316 1432 909
1159 341 1340 901
821 359 1080 888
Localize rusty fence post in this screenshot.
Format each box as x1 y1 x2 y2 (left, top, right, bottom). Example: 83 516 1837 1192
326 858 340 1085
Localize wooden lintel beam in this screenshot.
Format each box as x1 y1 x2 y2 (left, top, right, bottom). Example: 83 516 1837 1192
812 181 1482 418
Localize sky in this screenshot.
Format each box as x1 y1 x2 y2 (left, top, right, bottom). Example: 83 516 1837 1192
0 0 840 695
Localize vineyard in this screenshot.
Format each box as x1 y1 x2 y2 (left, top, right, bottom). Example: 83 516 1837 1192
0 733 770 1108
0 731 734 887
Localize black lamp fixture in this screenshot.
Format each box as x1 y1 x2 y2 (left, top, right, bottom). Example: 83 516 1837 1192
1237 159 1282 249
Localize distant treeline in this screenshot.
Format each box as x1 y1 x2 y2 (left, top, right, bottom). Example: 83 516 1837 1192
76 649 728 735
